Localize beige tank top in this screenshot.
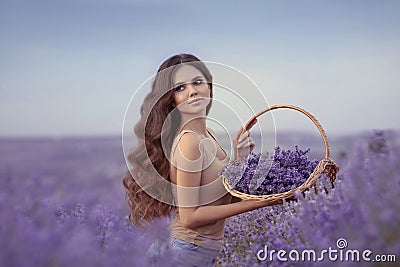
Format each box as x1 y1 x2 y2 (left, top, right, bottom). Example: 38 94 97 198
169 128 232 250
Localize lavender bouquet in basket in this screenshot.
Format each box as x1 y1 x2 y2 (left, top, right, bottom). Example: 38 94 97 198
222 146 319 195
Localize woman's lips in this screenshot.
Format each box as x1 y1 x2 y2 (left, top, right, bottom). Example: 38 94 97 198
188 98 203 104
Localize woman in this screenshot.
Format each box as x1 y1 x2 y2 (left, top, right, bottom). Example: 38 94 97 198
123 53 279 266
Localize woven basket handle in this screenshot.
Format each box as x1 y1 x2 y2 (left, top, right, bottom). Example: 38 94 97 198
237 104 331 161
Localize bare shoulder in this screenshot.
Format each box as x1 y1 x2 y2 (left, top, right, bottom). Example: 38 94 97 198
176 132 202 161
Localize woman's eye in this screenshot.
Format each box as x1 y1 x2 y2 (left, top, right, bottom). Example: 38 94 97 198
193 79 204 85
174 85 185 92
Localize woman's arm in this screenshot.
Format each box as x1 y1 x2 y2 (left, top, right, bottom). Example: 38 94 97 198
174 132 278 229
179 197 279 229
231 196 242 203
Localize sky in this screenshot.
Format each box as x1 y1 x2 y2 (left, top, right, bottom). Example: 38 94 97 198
1 0 399 137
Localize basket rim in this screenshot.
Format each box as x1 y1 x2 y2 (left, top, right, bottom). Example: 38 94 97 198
236 104 331 162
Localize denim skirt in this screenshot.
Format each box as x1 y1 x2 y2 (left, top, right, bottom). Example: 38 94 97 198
146 237 220 267
169 237 220 267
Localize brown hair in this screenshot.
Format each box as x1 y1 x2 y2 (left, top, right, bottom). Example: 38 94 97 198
122 54 213 227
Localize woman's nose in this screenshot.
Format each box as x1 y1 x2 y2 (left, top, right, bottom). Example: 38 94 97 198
188 84 198 97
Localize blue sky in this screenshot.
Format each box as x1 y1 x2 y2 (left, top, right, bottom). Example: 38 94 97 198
1 0 399 137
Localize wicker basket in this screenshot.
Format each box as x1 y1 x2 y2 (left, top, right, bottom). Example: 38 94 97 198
221 104 339 202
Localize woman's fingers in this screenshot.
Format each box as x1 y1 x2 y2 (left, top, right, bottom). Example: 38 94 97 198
235 127 250 141
243 140 255 149
235 127 244 143
238 131 249 143
235 128 255 161
237 136 254 149
247 139 255 149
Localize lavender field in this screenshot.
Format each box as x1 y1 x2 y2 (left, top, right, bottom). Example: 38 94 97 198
0 130 399 266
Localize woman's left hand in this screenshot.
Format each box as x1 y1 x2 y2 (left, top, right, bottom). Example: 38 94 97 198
233 127 255 162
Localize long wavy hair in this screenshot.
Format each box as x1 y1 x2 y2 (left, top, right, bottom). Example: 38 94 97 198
123 54 213 227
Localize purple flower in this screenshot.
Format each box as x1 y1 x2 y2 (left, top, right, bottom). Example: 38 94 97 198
222 146 318 195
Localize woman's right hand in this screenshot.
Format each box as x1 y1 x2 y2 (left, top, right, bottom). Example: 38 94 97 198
233 127 255 162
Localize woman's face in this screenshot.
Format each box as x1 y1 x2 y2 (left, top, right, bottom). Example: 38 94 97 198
172 65 211 114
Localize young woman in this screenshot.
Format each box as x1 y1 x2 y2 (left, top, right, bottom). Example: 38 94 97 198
123 53 280 266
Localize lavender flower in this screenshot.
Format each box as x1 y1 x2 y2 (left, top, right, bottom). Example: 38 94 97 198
223 146 318 195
